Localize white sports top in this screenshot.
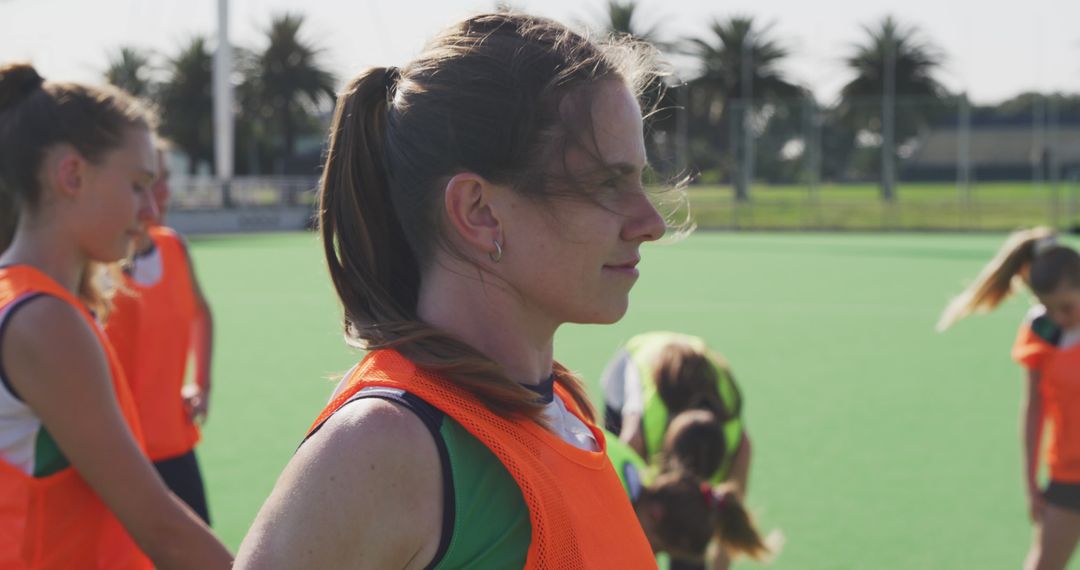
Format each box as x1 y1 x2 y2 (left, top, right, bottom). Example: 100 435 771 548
0 293 51 475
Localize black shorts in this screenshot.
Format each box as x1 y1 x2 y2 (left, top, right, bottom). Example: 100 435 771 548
604 404 623 435
669 558 705 570
1044 481 1080 513
154 450 211 525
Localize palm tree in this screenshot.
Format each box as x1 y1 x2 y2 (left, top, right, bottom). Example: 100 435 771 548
588 1 682 175
252 13 336 169
104 47 154 100
837 16 948 200
686 16 803 200
158 37 214 175
596 0 661 43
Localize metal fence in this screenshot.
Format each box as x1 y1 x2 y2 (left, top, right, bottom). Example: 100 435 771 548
167 93 1080 232
169 176 319 210
648 91 1080 231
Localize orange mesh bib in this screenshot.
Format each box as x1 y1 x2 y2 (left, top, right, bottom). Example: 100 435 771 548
0 266 151 569
311 349 657 569
106 226 200 461
1015 321 1080 481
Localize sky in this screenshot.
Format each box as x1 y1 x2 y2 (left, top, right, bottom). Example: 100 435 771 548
1 0 1078 106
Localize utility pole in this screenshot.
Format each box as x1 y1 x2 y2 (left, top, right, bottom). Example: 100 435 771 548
881 33 896 202
676 80 688 177
213 0 234 207
739 30 754 202
957 93 972 200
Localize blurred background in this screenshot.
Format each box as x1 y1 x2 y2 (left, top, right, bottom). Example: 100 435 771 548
4 0 1079 232
4 2 1080 568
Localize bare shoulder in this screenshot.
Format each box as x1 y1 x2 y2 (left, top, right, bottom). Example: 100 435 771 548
3 296 105 396
302 395 443 477
5 294 93 345
236 396 444 570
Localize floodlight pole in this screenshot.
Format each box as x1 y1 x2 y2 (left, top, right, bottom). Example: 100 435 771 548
213 0 234 208
881 35 896 202
676 80 688 176
957 92 971 202
740 31 754 202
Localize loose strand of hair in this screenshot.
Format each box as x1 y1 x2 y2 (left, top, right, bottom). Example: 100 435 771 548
936 227 1054 331
711 485 773 561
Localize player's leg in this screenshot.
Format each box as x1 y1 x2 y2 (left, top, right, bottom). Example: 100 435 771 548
1025 484 1080 570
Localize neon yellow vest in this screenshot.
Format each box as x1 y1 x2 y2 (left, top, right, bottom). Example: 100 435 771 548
625 331 744 483
604 429 651 497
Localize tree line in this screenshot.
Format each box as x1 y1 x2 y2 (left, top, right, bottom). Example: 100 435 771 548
597 1 1080 200
105 4 1080 200
105 13 335 177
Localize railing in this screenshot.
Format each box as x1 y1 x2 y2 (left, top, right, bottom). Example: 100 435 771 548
681 178 1080 231
169 176 319 210
162 163 1080 233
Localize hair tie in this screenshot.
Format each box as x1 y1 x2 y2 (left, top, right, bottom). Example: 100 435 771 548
700 483 728 511
1034 234 1058 256
384 66 401 97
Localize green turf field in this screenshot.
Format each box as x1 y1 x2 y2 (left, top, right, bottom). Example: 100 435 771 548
190 230 1061 568
685 182 1080 231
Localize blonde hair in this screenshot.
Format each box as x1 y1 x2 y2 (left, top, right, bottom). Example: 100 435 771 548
937 227 1060 331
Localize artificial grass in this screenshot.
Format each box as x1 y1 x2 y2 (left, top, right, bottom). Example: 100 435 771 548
191 231 1058 568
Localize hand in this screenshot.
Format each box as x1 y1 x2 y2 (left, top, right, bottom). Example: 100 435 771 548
1028 487 1046 523
182 384 209 425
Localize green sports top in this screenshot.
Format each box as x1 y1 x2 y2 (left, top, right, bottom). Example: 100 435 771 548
309 387 531 569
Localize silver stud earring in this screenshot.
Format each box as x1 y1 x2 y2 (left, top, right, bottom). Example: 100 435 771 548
489 239 503 263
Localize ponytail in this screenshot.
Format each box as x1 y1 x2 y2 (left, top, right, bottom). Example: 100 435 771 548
636 473 777 563
0 189 15 253
319 67 419 338
707 483 773 561
661 409 726 480
937 227 1056 331
0 64 43 254
317 67 594 422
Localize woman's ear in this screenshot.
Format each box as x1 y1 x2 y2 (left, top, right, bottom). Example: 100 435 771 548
442 172 504 261
44 145 85 200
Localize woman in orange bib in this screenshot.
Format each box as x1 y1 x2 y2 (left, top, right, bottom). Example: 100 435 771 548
237 13 666 569
939 228 1080 570
106 146 214 524
0 63 230 569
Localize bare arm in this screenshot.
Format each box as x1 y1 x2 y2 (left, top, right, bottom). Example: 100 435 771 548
235 398 444 569
181 240 213 424
728 432 752 498
708 432 751 570
619 410 647 458
1023 369 1045 522
711 546 731 570
4 297 231 569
